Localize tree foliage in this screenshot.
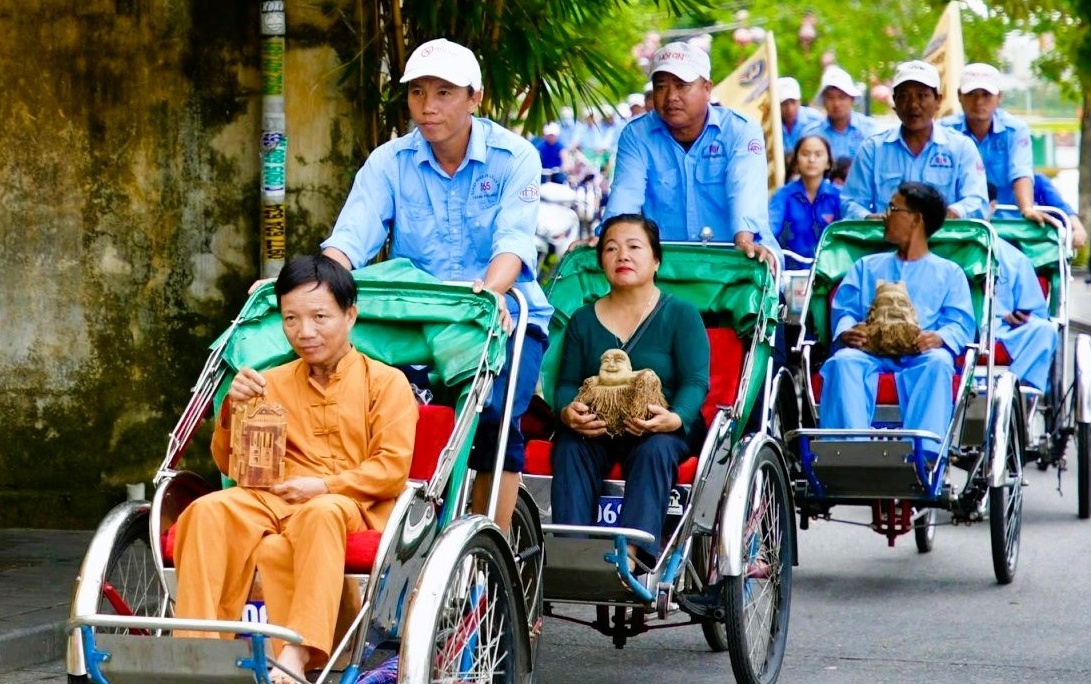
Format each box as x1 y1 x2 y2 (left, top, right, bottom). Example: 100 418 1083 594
346 0 713 155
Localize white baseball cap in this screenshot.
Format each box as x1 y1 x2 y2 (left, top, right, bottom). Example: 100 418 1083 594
626 92 645 107
400 38 482 90
959 62 1001 95
543 122 561 136
778 77 802 102
819 66 861 98
651 41 711 82
892 60 941 91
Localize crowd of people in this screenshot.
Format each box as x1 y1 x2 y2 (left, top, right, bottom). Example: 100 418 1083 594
163 35 1087 684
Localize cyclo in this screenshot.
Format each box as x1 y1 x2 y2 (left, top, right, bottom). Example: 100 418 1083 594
777 219 1026 584
66 259 545 684
988 205 1091 518
520 243 795 684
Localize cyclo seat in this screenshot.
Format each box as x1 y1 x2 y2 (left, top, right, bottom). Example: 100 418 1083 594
161 403 456 573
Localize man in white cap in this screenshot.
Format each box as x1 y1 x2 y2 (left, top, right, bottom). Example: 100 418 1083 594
627 92 646 118
536 121 567 183
778 76 823 153
322 38 552 535
800 65 881 162
841 59 987 219
605 41 780 269
941 63 1056 227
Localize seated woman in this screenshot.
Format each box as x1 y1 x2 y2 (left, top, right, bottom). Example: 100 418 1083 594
550 214 710 570
171 255 418 683
769 134 842 271
819 182 976 458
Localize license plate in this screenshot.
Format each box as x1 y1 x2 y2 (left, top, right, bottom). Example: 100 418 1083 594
597 496 624 527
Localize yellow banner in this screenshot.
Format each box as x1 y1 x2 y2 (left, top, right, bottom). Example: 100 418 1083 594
712 34 785 192
922 1 965 118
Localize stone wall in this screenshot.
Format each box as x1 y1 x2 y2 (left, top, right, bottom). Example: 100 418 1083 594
0 0 361 527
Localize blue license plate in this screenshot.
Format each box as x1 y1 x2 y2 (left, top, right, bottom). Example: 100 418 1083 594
597 496 624 527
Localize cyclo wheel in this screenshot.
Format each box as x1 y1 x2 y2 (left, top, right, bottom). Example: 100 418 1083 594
510 492 544 661
1077 422 1090 520
990 404 1024 585
428 531 528 684
68 513 164 684
720 447 793 684
913 508 937 554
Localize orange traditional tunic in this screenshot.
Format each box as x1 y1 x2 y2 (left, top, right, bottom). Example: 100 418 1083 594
173 349 417 661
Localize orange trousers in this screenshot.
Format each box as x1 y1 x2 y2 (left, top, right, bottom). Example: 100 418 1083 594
172 487 366 662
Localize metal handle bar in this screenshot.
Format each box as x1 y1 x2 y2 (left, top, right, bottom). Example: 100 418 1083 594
67 614 304 644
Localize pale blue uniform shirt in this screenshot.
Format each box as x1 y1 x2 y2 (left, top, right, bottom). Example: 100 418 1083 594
840 123 989 219
605 106 780 257
783 105 824 152
821 252 976 448
799 111 882 162
941 108 1033 208
323 117 553 333
994 238 1056 390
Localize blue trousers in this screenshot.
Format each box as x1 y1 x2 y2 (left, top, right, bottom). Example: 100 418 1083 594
998 318 1057 392
469 325 548 473
819 347 954 450
550 429 686 558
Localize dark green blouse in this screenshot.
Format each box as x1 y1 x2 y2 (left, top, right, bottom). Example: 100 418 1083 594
554 294 711 434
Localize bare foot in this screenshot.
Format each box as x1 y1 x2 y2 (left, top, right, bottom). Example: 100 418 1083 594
269 644 310 683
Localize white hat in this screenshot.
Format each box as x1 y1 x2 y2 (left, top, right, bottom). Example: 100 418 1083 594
959 62 1001 95
616 102 632 118
400 38 482 90
543 122 561 136
892 60 940 91
819 66 861 98
643 81 654 95
777 77 802 102
651 41 711 82
626 92 645 107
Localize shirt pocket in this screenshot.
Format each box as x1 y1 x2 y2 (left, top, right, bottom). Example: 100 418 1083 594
921 166 955 194
696 156 728 185
465 196 501 264
394 202 437 263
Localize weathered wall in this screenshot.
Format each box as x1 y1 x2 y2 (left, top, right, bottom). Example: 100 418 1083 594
0 0 361 527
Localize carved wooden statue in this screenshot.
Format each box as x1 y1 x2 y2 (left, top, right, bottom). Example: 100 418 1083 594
574 349 667 437
858 280 921 357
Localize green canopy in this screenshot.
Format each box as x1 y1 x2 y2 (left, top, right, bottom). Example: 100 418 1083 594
540 244 779 434
809 219 996 345
210 258 508 414
991 218 1068 317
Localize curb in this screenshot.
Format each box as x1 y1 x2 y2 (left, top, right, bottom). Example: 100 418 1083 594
0 608 68 675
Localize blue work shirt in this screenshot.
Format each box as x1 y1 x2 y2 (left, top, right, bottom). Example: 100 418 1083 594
799 111 883 162
1034 173 1074 215
605 106 780 255
941 108 1033 208
840 123 989 220
783 105 825 153
323 117 554 333
533 137 565 171
768 178 841 269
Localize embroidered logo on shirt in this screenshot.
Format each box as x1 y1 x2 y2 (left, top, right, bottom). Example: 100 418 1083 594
472 175 502 201
929 153 953 168
821 213 835 224
1017 137 1030 147
747 139 764 155
518 182 540 202
702 143 724 158
975 160 985 173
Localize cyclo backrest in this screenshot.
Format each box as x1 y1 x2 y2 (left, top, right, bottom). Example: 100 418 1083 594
990 217 1067 317
212 258 508 486
539 244 779 438
807 219 997 349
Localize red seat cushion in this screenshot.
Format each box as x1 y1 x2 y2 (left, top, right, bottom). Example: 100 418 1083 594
812 372 960 404
523 439 698 485
408 404 456 481
162 403 456 574
702 328 745 427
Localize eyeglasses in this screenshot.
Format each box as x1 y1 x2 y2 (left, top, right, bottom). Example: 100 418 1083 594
885 205 917 218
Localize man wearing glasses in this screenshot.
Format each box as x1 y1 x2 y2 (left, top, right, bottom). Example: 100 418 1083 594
821 182 976 460
840 60 988 220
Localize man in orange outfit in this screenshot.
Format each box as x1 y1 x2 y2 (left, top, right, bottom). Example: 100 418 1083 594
172 254 418 683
